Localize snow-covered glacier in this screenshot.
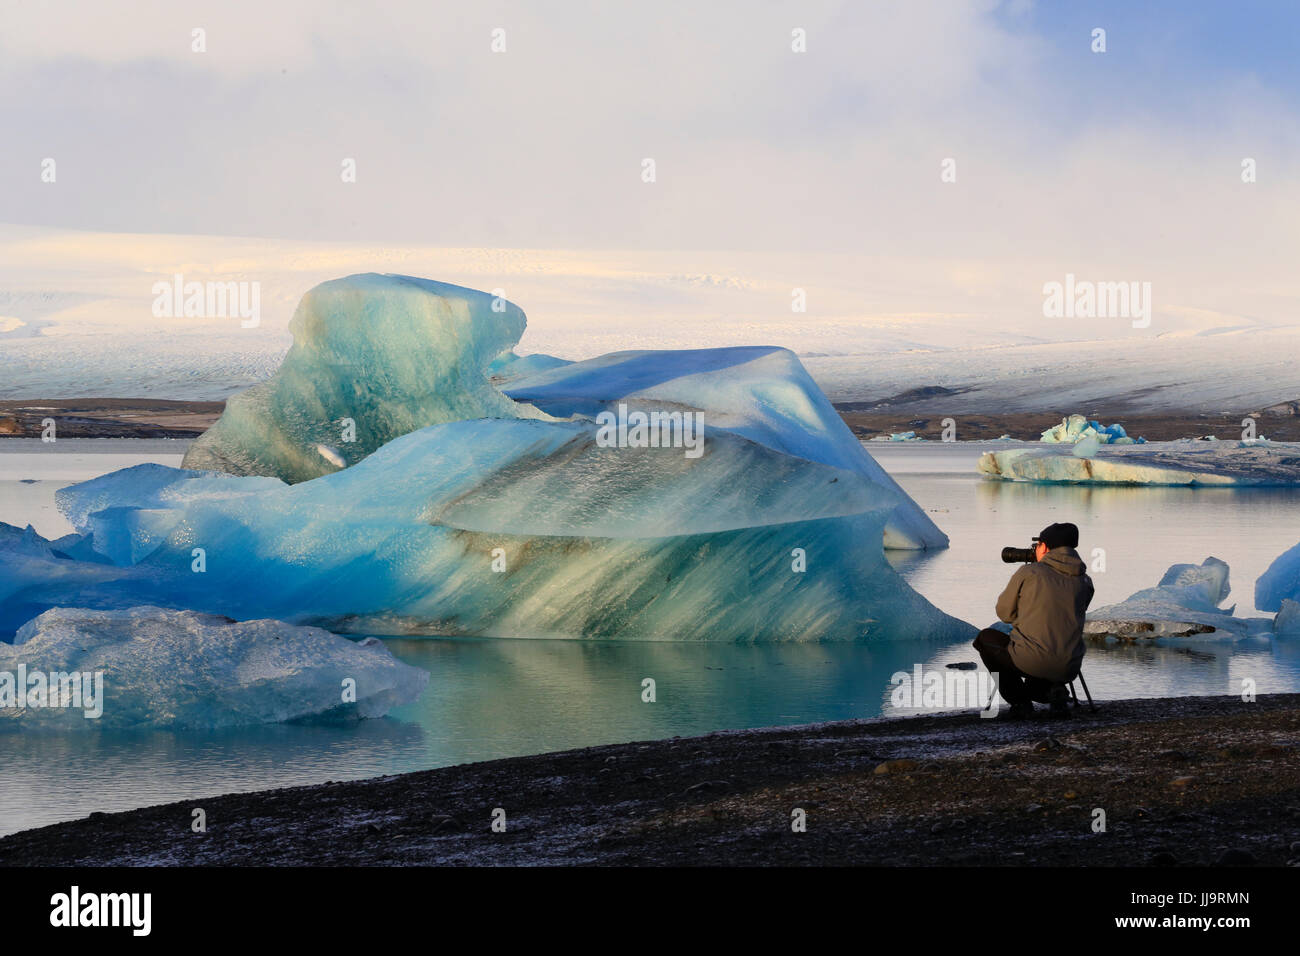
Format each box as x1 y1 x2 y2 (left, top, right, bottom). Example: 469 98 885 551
0 273 968 642
978 439 1300 485
1 606 428 730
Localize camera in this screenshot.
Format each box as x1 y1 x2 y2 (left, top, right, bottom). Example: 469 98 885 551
1001 538 1041 563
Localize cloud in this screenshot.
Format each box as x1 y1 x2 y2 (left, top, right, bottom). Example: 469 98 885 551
0 0 1295 293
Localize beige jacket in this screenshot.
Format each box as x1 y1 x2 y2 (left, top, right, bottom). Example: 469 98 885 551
996 547 1094 682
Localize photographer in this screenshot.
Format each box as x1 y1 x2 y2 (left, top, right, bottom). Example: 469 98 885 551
975 522 1095 719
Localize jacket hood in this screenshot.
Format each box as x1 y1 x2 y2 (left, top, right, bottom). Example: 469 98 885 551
1041 547 1087 576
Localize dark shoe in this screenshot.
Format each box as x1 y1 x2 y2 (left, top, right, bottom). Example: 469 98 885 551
1002 701 1035 721
1049 685 1071 718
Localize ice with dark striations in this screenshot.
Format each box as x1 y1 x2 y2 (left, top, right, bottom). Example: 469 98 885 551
0 274 970 643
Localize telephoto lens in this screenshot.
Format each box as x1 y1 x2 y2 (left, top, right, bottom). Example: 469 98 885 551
1001 546 1037 563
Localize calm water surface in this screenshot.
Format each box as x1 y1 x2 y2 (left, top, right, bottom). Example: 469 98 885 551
2 439 1298 836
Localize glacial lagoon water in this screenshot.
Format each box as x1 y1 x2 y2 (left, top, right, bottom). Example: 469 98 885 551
2 438 1299 836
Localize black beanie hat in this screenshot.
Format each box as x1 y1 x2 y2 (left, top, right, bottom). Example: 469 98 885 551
1037 522 1079 550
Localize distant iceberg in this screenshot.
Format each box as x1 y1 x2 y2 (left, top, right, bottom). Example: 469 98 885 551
1040 413 1145 445
978 439 1300 485
0 274 969 643
1 606 428 730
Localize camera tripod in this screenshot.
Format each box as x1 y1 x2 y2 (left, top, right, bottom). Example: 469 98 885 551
1062 671 1097 711
985 668 1097 713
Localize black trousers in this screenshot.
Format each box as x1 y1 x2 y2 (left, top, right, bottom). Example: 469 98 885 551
972 628 1057 706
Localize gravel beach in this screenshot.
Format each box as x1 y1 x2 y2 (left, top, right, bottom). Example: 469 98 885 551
3 693 1297 867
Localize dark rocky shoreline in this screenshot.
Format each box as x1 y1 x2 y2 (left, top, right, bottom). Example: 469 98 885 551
837 410 1300 443
0 398 223 439
4 398 1299 442
3 694 1298 867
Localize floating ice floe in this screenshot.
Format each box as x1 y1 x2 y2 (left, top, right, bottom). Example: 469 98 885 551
0 275 969 642
1040 413 1145 445
1085 557 1277 640
0 606 428 730
977 438 1300 485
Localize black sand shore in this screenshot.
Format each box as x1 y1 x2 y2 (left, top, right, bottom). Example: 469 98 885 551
837 410 1300 443
0 399 224 439
3 694 1298 867
3 398 1300 442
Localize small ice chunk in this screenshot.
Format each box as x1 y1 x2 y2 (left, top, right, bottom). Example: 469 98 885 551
315 444 346 469
1072 435 1101 458
1274 600 1300 636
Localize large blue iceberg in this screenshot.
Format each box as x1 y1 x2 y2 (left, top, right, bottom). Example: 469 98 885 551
0 274 968 643
183 274 946 551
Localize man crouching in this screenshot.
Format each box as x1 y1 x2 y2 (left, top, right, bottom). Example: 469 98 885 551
975 522 1094 719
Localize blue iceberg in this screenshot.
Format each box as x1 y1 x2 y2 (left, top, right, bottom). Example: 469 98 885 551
183 273 946 551
0 274 969 643
1257 541 1300 614
1040 414 1145 445
181 274 551 482
501 345 948 549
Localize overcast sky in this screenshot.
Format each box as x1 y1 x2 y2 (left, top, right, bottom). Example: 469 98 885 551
1 0 1296 275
